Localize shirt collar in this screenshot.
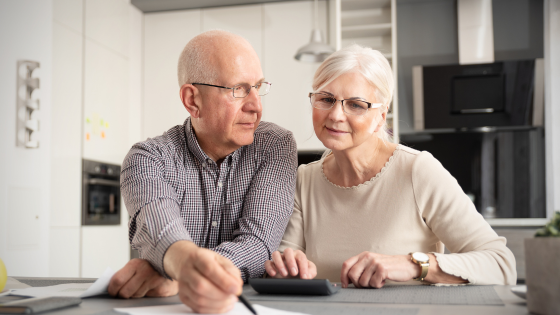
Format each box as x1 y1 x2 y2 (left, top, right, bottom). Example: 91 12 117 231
183 117 241 167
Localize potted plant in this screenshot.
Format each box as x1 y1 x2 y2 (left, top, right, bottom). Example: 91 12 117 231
525 211 560 315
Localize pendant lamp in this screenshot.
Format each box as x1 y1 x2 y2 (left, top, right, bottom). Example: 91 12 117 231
294 0 335 63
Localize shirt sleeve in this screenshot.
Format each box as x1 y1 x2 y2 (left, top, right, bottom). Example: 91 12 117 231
121 144 192 278
412 151 517 285
278 165 306 253
210 133 298 281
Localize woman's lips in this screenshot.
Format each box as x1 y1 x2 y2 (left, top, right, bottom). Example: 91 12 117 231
326 126 349 135
239 122 255 128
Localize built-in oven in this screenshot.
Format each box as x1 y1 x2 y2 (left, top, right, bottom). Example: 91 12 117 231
82 159 121 225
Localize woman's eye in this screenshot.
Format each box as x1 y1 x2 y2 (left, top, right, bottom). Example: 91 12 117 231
348 101 366 109
320 97 335 103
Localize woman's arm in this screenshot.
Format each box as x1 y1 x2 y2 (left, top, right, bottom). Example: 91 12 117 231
412 152 517 285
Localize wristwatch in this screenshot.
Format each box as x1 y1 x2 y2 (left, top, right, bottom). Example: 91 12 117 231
409 252 430 281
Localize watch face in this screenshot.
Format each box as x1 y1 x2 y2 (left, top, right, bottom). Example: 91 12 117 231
412 252 429 262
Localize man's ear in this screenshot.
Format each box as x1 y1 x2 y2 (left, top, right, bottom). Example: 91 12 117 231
180 84 201 118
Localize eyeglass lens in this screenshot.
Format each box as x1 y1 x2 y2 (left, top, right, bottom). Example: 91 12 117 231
233 82 271 98
311 94 369 116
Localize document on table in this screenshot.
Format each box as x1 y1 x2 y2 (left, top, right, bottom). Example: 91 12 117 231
114 303 309 315
8 267 115 298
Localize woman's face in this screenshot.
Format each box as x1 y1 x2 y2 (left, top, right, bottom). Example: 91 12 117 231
312 72 386 152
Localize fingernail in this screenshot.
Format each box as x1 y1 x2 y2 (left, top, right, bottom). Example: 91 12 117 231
281 268 287 276
291 268 297 275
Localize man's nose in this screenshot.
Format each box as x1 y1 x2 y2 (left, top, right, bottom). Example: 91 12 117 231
243 87 262 113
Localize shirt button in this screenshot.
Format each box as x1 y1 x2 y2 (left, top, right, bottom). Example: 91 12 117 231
212 221 217 227
202 162 206 167
218 181 223 187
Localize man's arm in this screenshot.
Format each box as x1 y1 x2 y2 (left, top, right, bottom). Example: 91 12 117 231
110 143 243 313
121 144 192 277
211 132 298 281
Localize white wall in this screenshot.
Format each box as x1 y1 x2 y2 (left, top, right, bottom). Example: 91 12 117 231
49 0 84 277
0 0 53 277
143 1 328 150
545 0 560 217
49 0 143 278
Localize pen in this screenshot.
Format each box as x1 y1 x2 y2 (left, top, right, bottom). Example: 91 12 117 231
238 293 257 315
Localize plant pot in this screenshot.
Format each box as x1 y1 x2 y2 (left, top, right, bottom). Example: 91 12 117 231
524 238 560 315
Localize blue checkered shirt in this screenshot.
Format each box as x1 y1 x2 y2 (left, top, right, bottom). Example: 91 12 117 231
121 117 297 281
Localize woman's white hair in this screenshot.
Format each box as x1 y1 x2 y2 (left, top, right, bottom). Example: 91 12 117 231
312 44 395 143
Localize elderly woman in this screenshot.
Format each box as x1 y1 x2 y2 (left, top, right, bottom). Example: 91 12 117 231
264 45 516 288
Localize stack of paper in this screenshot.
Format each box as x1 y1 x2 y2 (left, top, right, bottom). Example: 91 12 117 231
7 268 115 298
115 303 309 315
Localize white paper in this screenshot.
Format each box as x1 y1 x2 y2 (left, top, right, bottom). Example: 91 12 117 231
114 302 309 315
9 267 115 298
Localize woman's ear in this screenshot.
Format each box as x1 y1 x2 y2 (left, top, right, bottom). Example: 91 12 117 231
374 106 388 133
180 84 201 118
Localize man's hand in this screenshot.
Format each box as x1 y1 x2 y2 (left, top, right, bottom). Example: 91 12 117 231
264 248 317 279
164 241 243 314
108 258 179 298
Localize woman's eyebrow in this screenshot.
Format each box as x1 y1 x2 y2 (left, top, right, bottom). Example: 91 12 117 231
318 91 335 96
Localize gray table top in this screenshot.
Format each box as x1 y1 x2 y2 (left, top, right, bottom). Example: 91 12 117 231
4 279 529 315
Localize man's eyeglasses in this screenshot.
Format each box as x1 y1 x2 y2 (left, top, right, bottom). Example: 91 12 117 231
308 92 383 116
192 82 272 98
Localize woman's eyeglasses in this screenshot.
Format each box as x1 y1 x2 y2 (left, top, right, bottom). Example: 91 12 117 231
309 92 383 116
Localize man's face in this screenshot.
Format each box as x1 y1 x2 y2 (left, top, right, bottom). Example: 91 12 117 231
195 47 264 153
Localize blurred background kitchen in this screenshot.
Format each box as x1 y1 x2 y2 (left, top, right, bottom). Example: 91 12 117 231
0 0 559 286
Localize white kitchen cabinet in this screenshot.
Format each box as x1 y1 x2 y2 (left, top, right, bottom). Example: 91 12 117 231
143 10 201 140
334 0 400 143
262 1 328 150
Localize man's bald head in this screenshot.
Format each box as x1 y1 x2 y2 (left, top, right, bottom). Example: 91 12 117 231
177 30 258 86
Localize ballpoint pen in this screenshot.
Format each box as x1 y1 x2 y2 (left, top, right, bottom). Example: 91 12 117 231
238 293 257 315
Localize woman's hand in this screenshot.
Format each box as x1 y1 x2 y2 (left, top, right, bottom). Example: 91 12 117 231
264 248 317 279
340 252 420 288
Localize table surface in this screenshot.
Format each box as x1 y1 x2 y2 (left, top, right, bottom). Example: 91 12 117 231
4 279 530 315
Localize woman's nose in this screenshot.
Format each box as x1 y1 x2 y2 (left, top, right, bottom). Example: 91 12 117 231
328 100 346 120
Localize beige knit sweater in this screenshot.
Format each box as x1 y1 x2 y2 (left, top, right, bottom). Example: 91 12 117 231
278 145 517 285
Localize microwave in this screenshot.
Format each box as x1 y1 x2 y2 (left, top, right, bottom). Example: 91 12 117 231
412 59 544 130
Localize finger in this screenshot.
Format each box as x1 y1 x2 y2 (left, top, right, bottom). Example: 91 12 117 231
118 260 164 298
283 248 299 277
369 264 387 289
108 260 139 296
347 257 370 288
264 260 278 277
146 280 178 297
271 251 288 277
294 251 309 279
340 255 360 288
180 283 238 314
194 252 240 295
216 255 243 288
186 264 236 301
358 260 377 288
308 261 318 279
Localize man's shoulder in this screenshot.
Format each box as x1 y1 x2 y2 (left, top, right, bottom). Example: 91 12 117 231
253 121 295 146
129 124 186 158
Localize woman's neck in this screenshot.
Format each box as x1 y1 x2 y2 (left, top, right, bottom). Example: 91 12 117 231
324 137 397 187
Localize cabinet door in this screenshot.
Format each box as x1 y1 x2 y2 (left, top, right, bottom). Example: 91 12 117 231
202 5 263 62
263 1 328 150
143 10 201 140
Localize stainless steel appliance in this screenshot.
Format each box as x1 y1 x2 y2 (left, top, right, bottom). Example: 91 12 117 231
82 159 121 225
412 59 544 130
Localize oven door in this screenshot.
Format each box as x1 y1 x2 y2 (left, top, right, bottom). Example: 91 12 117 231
82 177 121 225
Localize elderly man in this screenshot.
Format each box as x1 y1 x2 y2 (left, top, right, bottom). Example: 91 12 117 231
107 30 297 313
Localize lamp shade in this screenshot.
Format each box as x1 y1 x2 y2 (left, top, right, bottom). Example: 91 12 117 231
294 29 335 63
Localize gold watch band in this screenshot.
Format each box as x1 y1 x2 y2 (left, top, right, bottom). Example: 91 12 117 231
410 252 430 281
413 263 429 281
